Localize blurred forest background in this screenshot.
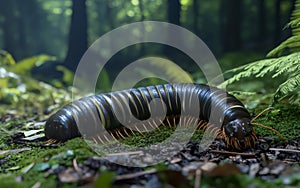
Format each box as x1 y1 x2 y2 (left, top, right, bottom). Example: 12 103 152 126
0 0 295 88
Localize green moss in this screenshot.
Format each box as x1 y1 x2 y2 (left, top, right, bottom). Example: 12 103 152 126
0 138 95 187
251 104 300 142
0 103 299 187
0 175 23 188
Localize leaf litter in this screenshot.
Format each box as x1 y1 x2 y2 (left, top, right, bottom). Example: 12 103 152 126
1 105 300 187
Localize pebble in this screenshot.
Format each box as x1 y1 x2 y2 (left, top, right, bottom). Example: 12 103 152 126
258 167 269 175
249 163 260 177
200 162 217 172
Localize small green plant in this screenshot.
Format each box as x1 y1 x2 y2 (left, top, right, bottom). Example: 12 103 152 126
221 0 300 104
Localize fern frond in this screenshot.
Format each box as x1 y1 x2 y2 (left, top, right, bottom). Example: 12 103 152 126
222 52 300 86
272 53 300 78
267 0 300 57
274 74 300 101
220 58 276 88
267 36 300 57
221 0 300 105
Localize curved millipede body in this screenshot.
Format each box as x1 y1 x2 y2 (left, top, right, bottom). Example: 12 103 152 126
45 83 259 150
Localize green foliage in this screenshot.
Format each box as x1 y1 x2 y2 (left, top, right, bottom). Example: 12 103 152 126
110 57 193 91
217 52 265 71
96 69 111 92
0 51 70 105
0 50 16 66
10 55 56 75
94 171 115 188
144 58 193 83
222 1 300 104
268 1 300 57
56 65 74 86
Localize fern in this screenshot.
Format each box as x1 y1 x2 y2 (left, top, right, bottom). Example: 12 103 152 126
222 0 300 104
268 1 300 57
112 57 194 90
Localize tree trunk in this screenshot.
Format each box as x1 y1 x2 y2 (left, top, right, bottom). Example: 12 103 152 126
0 0 21 59
258 0 266 47
193 0 199 36
167 0 181 26
274 0 281 45
138 0 146 55
221 0 242 52
164 0 181 56
64 0 88 71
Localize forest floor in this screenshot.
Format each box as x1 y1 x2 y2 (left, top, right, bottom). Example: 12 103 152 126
0 96 300 188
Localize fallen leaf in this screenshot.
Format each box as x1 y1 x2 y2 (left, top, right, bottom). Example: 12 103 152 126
22 129 44 137
6 166 20 171
0 147 31 156
31 181 41 188
206 163 241 177
157 170 193 188
21 133 45 141
34 162 50 172
58 167 80 183
21 163 35 174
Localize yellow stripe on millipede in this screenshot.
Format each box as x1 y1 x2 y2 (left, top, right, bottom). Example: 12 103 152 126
138 88 151 114
111 93 127 122
225 105 245 112
154 86 167 116
90 97 106 128
146 87 155 100
163 85 173 112
131 91 145 117
123 92 139 119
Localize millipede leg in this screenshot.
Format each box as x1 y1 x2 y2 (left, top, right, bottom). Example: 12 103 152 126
166 117 172 128
45 139 57 144
116 130 126 139
122 127 130 137
96 135 105 144
141 123 149 132
109 132 118 141
151 119 161 131
134 126 144 136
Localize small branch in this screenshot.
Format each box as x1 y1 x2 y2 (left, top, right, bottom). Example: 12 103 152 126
269 148 300 153
0 147 31 156
115 169 157 181
73 158 81 174
194 169 202 188
106 151 144 157
210 149 256 157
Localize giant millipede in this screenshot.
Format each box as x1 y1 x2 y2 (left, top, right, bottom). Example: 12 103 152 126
45 83 283 150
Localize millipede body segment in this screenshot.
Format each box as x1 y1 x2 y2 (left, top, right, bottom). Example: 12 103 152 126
45 83 258 150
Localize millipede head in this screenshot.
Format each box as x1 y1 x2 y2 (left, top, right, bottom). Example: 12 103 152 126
45 110 80 141
223 118 258 150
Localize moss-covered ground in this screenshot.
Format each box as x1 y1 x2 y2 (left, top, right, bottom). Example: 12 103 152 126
0 100 299 187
